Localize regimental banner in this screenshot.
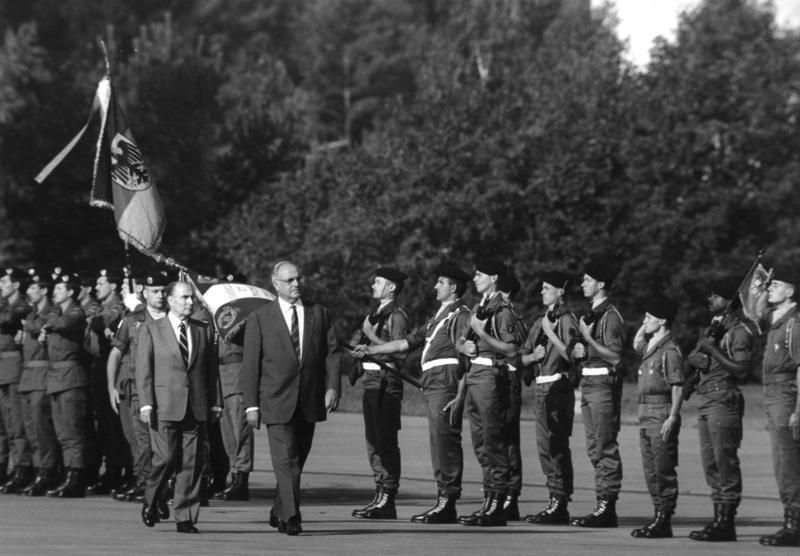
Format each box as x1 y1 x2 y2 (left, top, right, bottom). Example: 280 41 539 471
201 282 275 342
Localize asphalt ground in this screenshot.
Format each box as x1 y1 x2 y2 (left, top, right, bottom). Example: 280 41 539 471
0 410 795 556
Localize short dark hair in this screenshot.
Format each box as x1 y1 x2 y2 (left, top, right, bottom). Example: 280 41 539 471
165 281 191 298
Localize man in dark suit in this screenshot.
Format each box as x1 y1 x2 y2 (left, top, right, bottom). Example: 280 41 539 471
136 281 220 534
240 260 340 536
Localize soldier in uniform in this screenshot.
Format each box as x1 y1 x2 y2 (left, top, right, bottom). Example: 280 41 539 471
108 270 168 503
570 259 626 527
630 298 684 539
214 273 255 502
18 269 62 496
457 258 519 527
497 272 527 521
688 278 754 542
756 263 800 547
351 267 410 520
357 264 471 523
42 271 91 497
86 268 129 494
0 267 33 493
522 270 579 525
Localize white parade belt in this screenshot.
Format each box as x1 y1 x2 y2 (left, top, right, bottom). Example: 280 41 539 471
362 361 395 371
470 356 495 367
421 358 459 372
535 373 563 384
581 366 610 376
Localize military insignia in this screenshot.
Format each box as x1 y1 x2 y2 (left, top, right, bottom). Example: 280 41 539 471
110 133 151 192
217 306 240 330
100 269 108 277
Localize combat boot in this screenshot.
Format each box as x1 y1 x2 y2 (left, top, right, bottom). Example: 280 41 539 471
352 486 380 518
2 465 34 494
360 489 397 519
631 508 673 538
47 468 86 498
0 463 7 486
24 468 60 496
457 493 489 525
86 467 122 495
570 497 618 528
460 493 507 527
689 502 737 542
525 495 570 525
411 493 458 524
759 508 800 547
221 471 249 501
503 495 520 521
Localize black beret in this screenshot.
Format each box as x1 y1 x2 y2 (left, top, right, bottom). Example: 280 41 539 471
435 264 471 283
583 258 618 287
771 261 800 288
497 273 521 297
646 297 679 323
376 267 408 284
142 270 170 287
27 268 51 287
540 270 570 290
707 277 740 299
55 271 81 291
224 272 248 283
475 257 507 277
98 268 122 284
3 267 25 283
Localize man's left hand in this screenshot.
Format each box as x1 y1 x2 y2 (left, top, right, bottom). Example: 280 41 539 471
325 389 339 413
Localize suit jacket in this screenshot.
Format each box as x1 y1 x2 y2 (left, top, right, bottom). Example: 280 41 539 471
239 299 340 425
136 315 220 422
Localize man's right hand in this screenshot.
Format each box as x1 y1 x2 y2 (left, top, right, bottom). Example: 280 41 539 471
246 409 261 430
108 388 120 415
140 407 153 427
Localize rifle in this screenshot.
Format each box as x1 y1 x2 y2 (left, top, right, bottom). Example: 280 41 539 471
682 251 764 401
340 341 422 390
457 299 492 375
347 311 385 386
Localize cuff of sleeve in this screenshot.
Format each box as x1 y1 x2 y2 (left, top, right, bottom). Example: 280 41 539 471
140 405 152 413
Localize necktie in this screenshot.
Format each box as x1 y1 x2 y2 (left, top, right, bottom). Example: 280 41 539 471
178 322 189 367
290 304 300 359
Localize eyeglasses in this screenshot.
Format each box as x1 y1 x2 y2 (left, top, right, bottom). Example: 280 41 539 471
275 276 303 284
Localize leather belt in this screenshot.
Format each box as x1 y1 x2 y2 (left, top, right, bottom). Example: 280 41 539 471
638 394 671 404
0 351 21 360
421 358 459 372
582 366 610 376
536 374 563 385
362 361 395 371
23 361 49 368
697 380 735 395
763 372 796 385
50 361 81 370
471 357 495 367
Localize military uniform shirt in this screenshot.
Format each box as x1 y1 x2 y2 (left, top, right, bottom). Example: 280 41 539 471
584 299 625 369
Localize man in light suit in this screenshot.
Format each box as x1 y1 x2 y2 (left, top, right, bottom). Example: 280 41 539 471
137 281 221 534
240 260 340 536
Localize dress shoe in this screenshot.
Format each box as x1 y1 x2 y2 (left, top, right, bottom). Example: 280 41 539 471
157 497 170 520
141 503 158 527
220 472 249 501
176 521 199 534
285 516 302 536
269 513 286 533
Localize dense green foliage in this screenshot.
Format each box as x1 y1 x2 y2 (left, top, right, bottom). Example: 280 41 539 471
0 0 798 366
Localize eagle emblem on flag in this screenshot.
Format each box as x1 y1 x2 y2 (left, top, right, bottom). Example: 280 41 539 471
110 133 151 191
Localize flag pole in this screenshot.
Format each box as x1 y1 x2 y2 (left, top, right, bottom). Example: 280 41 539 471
98 39 111 77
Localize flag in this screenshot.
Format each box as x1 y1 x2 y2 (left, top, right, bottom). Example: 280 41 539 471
738 262 770 323
35 76 165 253
181 270 275 342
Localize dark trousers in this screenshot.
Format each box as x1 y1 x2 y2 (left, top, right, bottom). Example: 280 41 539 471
424 391 463 497
766 399 800 511
505 371 522 497
266 408 315 522
535 380 575 498
220 393 254 473
20 389 61 471
50 387 90 469
89 368 130 471
0 383 31 467
362 389 401 492
146 411 206 523
581 376 623 499
639 425 679 512
466 379 509 495
697 389 743 504
119 386 152 483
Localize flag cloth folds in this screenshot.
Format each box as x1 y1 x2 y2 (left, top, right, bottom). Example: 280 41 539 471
35 76 165 253
738 262 771 323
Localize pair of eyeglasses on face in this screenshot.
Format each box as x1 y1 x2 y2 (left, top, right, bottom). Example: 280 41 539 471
275 276 303 284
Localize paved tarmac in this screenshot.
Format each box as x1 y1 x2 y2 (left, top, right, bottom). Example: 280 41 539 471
0 412 795 556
